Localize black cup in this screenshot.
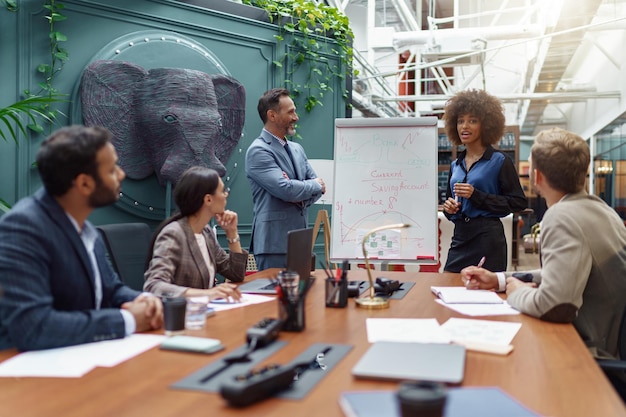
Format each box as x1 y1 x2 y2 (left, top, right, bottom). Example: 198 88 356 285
162 297 187 336
325 278 348 308
396 381 447 417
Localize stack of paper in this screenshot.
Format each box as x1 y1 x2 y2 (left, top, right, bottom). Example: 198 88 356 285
365 318 521 356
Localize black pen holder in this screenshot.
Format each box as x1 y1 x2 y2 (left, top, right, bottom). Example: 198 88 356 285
278 296 306 332
325 278 348 308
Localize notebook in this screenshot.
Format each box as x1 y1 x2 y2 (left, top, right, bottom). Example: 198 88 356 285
431 286 503 304
339 387 541 417
352 341 466 383
239 227 314 294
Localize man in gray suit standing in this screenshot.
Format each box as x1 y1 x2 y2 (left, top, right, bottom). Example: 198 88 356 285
245 88 326 270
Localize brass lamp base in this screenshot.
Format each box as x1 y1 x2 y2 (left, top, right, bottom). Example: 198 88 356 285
355 296 390 309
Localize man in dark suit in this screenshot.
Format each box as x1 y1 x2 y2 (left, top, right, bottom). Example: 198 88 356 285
245 88 326 270
0 125 163 351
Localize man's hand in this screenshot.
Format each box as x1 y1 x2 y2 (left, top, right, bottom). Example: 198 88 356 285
505 277 538 294
316 177 326 194
460 266 498 290
122 294 163 333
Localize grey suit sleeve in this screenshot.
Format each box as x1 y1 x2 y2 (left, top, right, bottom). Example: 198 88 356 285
300 158 324 208
246 144 322 203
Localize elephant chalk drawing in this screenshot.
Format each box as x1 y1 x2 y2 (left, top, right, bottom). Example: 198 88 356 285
80 60 245 186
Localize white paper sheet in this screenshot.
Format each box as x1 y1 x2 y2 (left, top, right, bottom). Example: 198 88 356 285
83 334 166 367
208 293 275 312
440 318 522 346
435 299 521 316
364 317 522 356
365 318 451 344
0 334 165 378
0 349 95 378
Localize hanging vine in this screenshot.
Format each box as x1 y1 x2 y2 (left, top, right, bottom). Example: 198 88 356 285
242 0 356 113
28 0 68 133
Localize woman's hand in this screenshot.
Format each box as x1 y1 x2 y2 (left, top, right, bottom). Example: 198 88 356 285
443 197 460 214
453 182 475 199
215 210 238 235
208 282 242 302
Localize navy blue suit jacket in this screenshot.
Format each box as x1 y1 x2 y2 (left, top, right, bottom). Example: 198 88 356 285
0 188 140 351
245 130 322 255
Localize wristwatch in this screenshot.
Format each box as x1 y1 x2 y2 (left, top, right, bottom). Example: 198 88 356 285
512 272 534 283
226 235 240 244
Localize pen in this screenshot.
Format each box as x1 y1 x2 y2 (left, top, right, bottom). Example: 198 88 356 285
319 260 333 280
340 260 349 281
454 181 461 203
465 256 485 287
210 299 230 304
211 298 239 304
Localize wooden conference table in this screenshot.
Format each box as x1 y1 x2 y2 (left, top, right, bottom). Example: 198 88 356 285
0 270 624 417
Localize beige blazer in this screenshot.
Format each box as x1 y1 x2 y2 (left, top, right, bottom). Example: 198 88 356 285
507 192 626 358
143 218 247 297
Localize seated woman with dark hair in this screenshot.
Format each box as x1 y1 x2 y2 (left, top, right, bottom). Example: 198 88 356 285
144 166 247 301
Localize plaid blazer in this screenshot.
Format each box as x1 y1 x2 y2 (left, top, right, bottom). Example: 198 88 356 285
143 218 248 297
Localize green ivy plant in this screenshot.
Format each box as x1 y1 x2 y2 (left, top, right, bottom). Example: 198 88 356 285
40 2 68 98
242 0 356 113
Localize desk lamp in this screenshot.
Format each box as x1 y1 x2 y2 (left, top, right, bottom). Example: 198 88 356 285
356 223 410 309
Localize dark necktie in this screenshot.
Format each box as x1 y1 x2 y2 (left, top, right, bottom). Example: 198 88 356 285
284 143 304 209
284 142 299 179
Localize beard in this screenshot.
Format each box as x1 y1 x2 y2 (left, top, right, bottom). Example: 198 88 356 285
88 180 120 208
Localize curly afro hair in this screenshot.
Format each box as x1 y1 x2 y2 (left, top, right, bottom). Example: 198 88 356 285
442 89 505 146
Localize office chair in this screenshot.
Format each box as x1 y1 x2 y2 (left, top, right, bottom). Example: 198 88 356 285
597 305 626 403
97 222 152 292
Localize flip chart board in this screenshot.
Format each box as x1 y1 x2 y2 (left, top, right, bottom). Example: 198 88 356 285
330 117 438 262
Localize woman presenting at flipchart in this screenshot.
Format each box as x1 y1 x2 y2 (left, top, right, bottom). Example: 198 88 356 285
441 89 527 273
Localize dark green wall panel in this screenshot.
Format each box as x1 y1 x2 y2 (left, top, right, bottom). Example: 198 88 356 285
1 0 346 258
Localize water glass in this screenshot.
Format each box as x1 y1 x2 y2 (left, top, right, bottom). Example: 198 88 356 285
185 295 209 330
